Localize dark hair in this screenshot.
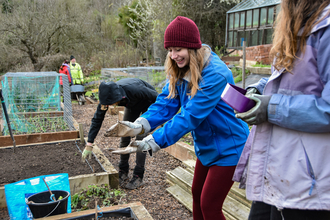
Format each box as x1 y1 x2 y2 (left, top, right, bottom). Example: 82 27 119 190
64 59 69 64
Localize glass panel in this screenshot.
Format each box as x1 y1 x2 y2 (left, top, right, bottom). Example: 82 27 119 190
246 10 252 28
240 12 245 28
234 13 239 28
253 9 259 27
276 4 281 18
228 31 233 47
246 31 251 47
238 31 245 46
265 29 274 44
229 13 234 29
260 8 267 26
251 30 258 46
258 30 263 45
233 31 237 47
268 7 274 24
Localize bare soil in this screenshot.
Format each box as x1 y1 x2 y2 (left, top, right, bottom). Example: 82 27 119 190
0 141 103 186
0 103 194 220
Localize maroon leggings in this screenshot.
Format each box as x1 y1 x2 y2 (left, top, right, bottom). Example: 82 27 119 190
191 159 236 220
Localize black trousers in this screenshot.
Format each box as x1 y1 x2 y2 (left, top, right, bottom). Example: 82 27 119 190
248 201 330 220
118 107 147 179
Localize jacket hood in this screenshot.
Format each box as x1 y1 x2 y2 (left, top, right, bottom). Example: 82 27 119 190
99 82 125 105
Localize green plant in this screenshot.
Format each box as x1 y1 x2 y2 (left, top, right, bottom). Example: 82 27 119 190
231 67 250 83
229 54 241 57
84 71 101 84
150 69 166 85
11 115 70 135
214 46 224 57
251 62 271 68
71 184 126 211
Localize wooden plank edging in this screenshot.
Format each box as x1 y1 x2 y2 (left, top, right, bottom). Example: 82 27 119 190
40 202 153 220
0 131 79 147
163 141 195 162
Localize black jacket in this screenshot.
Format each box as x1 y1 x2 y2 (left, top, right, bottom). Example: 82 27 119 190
88 78 158 143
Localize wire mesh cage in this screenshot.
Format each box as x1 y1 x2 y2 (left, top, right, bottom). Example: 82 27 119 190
1 72 75 135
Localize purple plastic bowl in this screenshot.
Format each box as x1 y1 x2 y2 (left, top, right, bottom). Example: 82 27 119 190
221 83 256 113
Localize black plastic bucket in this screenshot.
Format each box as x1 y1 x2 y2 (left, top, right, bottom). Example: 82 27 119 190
26 190 70 218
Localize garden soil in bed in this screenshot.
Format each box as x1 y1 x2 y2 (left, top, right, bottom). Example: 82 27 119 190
0 140 104 186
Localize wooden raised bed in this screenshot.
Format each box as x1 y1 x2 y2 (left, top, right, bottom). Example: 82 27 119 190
0 141 118 208
42 202 153 220
0 111 80 147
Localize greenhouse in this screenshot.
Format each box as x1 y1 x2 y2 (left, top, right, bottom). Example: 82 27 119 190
226 0 281 48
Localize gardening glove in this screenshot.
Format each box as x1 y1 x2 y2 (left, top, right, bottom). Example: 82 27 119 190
235 94 271 125
246 87 259 95
234 87 260 114
111 135 160 156
104 121 144 137
82 144 93 160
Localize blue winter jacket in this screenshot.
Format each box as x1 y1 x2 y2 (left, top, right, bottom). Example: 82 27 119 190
141 46 249 167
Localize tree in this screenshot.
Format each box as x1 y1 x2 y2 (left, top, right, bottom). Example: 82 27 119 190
118 0 173 64
0 0 90 71
172 0 241 49
1 0 13 14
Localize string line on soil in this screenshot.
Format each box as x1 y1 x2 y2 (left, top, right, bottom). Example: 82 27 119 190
75 139 94 172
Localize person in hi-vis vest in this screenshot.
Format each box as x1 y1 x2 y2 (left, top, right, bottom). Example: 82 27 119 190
69 55 84 85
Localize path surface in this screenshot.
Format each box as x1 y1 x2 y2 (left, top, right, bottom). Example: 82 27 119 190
235 73 270 89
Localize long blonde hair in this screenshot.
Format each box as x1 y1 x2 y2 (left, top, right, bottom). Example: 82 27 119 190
165 49 204 99
270 0 330 72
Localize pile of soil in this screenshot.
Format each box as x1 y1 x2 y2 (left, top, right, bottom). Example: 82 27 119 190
0 103 194 220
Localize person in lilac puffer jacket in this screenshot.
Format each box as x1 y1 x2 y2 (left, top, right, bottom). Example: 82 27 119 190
235 1 330 219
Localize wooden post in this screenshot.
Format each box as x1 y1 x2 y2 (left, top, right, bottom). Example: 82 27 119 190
242 41 246 89
79 124 85 144
95 200 98 219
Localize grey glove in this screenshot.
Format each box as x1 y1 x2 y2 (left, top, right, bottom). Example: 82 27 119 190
111 135 160 156
234 87 260 114
246 87 259 95
104 121 144 137
235 94 271 125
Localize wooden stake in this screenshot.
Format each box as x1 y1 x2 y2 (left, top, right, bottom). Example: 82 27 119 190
95 200 98 219
242 41 246 89
79 124 85 144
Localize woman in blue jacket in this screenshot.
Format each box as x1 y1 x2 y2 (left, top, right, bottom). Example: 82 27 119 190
108 16 249 220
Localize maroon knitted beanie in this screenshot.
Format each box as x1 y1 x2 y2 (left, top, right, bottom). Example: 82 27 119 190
164 16 202 49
